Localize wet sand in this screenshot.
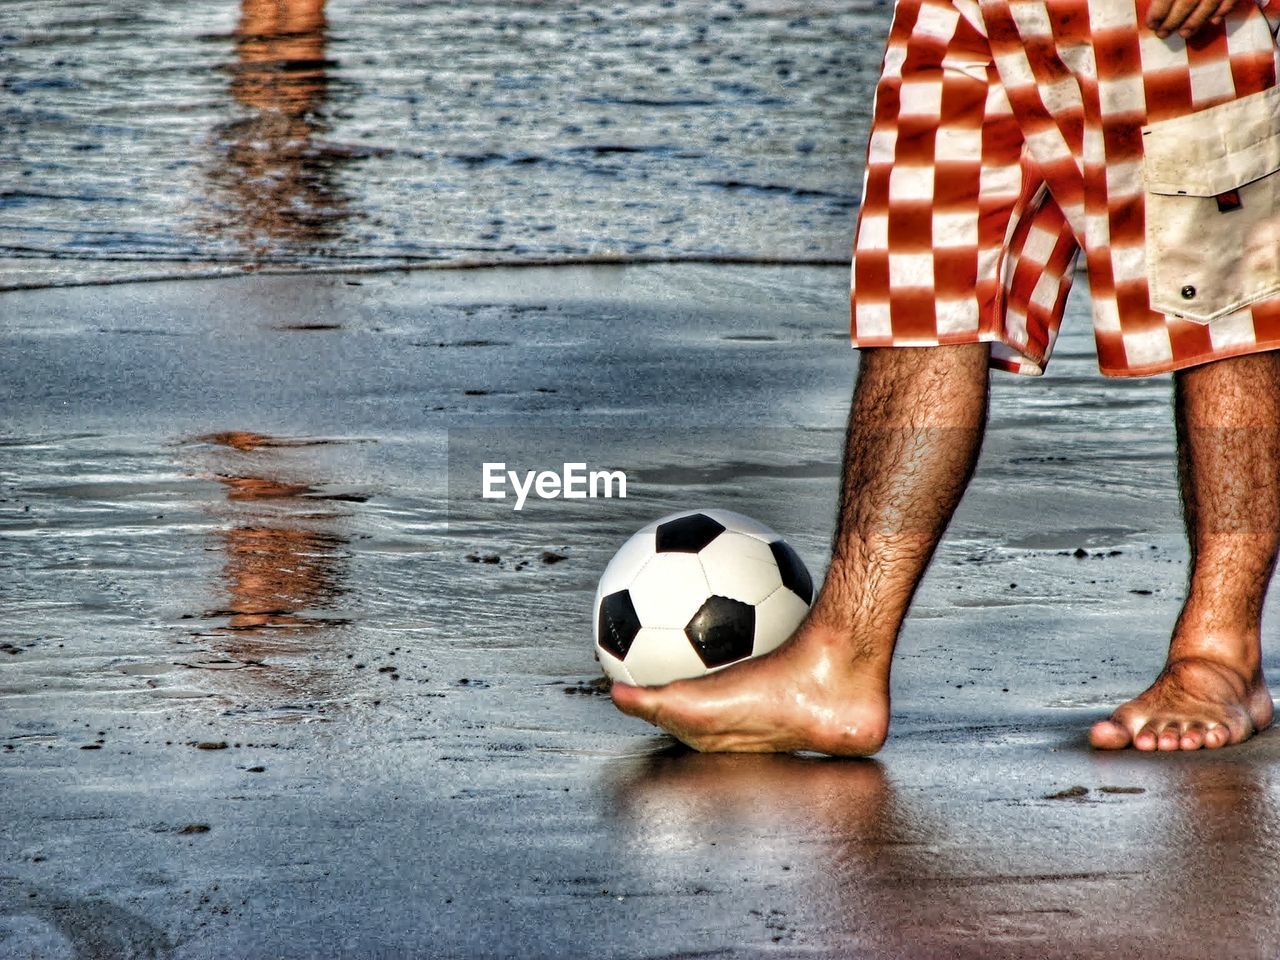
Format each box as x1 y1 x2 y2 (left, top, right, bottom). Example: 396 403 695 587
5 264 1280 958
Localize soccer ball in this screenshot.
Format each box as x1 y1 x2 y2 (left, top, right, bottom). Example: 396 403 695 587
594 509 814 686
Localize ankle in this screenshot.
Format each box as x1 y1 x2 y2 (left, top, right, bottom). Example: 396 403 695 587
1172 599 1263 657
795 606 895 671
1166 636 1262 677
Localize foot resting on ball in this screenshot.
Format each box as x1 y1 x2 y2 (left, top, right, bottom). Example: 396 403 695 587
611 620 890 756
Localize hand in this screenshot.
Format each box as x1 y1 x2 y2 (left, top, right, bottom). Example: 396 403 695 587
1146 0 1238 37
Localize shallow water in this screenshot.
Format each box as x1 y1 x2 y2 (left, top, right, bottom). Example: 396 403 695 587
1 0 885 289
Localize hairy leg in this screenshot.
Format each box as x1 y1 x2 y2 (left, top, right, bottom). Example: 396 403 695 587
611 343 990 754
1091 352 1280 751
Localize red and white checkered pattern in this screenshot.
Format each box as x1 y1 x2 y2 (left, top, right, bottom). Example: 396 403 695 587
850 0 1280 376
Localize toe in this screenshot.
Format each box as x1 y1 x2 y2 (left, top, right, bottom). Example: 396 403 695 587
1155 724 1182 751
1133 723 1160 751
1179 723 1206 750
1203 724 1230 749
1088 719 1133 750
1223 710 1253 744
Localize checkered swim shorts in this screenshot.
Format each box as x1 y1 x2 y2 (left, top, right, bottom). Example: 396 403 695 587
850 0 1280 376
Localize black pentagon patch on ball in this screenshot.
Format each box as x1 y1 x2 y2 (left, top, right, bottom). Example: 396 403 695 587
684 595 755 668
769 540 813 604
598 590 642 660
655 513 726 553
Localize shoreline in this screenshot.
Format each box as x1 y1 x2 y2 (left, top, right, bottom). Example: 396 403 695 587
0 253 852 295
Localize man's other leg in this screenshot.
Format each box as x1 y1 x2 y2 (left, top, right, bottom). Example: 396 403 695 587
611 342 990 755
1091 352 1280 750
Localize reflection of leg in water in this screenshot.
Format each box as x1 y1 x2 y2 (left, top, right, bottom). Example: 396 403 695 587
231 0 328 120
195 432 351 676
1091 353 1279 750
613 345 989 755
201 0 347 256
214 510 347 637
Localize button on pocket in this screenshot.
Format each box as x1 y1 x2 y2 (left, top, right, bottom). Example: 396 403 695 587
1142 85 1280 324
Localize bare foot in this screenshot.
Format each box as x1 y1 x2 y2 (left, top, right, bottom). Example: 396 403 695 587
1089 656 1274 751
610 622 890 756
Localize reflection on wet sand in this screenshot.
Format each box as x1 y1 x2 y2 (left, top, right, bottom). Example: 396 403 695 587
200 0 351 258
607 748 913 952
190 431 354 697
1152 760 1280 938
607 745 1280 957
609 747 897 842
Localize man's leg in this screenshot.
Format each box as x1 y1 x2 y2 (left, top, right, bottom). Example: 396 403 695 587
611 342 990 755
1090 352 1280 750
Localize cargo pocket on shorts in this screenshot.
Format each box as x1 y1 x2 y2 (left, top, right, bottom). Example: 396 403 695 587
1142 84 1280 324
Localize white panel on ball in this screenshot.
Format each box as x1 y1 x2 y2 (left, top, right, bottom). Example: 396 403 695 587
597 645 636 684
699 508 781 543
596 528 657 598
752 587 810 656
698 531 783 605
627 553 711 629
624 627 710 685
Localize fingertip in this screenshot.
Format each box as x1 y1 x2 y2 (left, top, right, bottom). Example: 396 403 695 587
610 681 645 713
